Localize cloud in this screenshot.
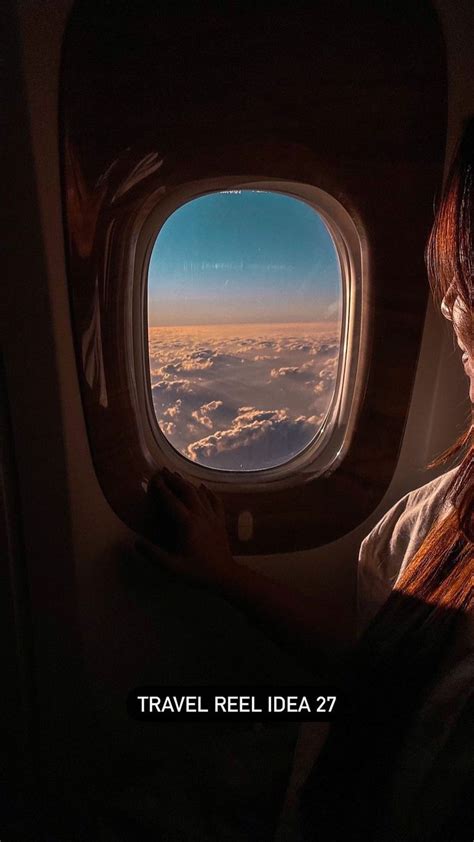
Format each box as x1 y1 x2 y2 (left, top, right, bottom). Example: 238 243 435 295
152 378 194 396
314 342 339 357
270 366 300 379
148 324 340 469
270 360 316 380
185 405 323 470
253 354 277 361
176 359 214 373
160 420 176 435
313 356 338 393
164 399 182 418
191 399 224 429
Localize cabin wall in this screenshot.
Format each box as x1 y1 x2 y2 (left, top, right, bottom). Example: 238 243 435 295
3 0 473 836
258 0 473 606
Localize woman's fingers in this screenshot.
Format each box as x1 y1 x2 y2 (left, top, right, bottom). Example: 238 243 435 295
149 473 189 524
210 488 225 519
149 468 225 523
162 468 202 510
197 482 213 511
199 483 224 518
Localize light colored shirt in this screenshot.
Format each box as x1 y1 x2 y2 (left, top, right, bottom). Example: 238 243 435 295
357 468 457 636
359 469 473 841
275 467 473 842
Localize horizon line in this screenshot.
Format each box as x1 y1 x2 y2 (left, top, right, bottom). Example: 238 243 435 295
148 320 340 328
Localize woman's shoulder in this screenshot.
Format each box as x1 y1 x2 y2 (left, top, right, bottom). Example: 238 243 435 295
397 466 457 513
361 466 457 565
379 467 456 538
357 467 457 634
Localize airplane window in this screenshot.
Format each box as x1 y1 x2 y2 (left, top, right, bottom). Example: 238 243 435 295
147 190 342 472
62 0 444 546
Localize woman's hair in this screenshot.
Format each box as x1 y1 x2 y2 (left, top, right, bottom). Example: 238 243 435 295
426 116 473 349
424 115 473 499
300 119 474 841
407 115 473 580
396 445 473 609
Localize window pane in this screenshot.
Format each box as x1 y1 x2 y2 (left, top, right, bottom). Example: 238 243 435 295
148 190 342 471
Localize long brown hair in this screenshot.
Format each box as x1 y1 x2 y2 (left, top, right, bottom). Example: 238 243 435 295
426 116 473 351
399 116 474 608
396 447 473 612
301 120 474 841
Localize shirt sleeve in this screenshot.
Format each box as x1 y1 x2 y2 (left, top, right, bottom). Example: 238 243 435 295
356 469 456 637
356 491 412 637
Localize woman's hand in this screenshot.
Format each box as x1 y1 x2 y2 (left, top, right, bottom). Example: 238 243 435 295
136 473 347 664
136 467 237 591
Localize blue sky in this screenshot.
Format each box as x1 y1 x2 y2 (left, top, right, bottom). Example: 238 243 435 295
148 190 341 326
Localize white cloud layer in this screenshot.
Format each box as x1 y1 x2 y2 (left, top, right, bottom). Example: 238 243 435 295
149 323 340 470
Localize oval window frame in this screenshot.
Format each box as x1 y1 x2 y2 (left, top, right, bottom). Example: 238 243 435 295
62 0 445 553
135 178 367 492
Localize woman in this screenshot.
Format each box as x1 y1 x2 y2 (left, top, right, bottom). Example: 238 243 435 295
137 118 473 841
297 121 473 841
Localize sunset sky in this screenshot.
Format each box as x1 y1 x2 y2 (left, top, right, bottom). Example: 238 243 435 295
147 190 342 469
148 190 341 326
